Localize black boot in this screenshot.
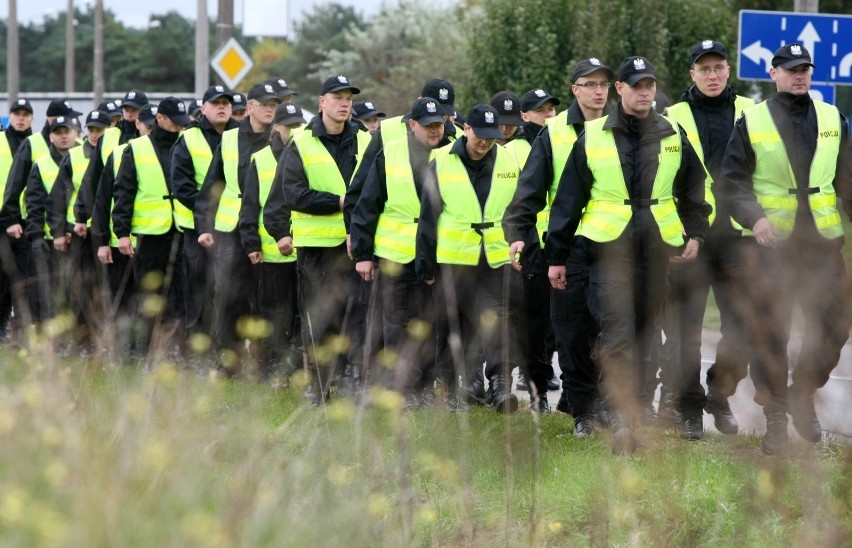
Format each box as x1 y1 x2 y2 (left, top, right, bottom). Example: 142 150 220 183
657 387 682 429
680 412 704 441
488 374 518 414
531 391 549 414
515 372 530 391
464 377 488 405
789 384 822 443
610 411 639 455
762 407 789 456
705 392 739 435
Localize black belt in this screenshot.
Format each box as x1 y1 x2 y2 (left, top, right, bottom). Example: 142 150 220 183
788 187 820 196
412 218 419 223
162 195 172 200
471 221 494 236
623 198 659 206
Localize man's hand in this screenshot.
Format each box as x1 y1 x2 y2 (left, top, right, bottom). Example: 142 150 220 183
97 245 113 265
509 241 525 272
53 235 70 252
356 260 374 282
118 236 134 257
74 223 88 238
198 232 214 248
339 195 345 211
671 238 701 264
752 217 778 248
277 236 294 256
548 265 567 290
346 234 353 260
6 224 22 239
248 251 262 265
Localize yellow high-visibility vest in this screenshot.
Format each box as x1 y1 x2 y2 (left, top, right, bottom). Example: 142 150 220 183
538 112 579 240
373 139 420 264
174 126 214 229
128 136 173 235
65 146 92 226
212 128 241 232
33 154 60 239
252 146 296 263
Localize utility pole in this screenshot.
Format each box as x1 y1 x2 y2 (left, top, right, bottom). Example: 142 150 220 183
7 0 19 104
65 0 75 93
217 0 234 48
794 0 819 12
195 0 209 96
93 0 104 106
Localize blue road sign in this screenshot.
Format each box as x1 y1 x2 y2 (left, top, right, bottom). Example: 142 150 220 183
809 83 836 104
738 10 852 84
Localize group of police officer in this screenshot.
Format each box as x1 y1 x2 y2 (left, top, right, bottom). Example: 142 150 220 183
0 38 847 456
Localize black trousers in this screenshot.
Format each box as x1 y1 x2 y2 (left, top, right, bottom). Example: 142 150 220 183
132 231 184 352
182 228 215 335
28 239 62 324
64 234 105 347
740 232 849 411
586 234 672 421
252 260 300 373
211 230 255 347
519 270 554 396
0 233 27 331
103 246 137 358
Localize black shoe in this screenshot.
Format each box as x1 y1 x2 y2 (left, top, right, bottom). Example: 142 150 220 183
639 402 658 426
610 413 639 455
657 389 682 429
446 390 468 412
532 392 549 414
573 414 596 439
419 387 437 409
555 391 572 415
464 378 488 405
705 393 739 435
762 408 789 456
592 398 609 428
515 373 530 392
488 374 518 414
789 385 822 443
680 413 704 441
546 374 561 392
403 388 420 410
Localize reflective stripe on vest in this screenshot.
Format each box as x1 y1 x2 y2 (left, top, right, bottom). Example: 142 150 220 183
129 136 172 235
65 146 92 225
253 146 295 263
0 133 12 199
213 128 241 232
665 95 753 227
744 99 843 240
290 129 370 247
100 127 121 165
374 139 420 264
435 145 519 267
35 154 60 239
175 127 214 229
108 144 135 247
577 115 685 246
539 112 579 239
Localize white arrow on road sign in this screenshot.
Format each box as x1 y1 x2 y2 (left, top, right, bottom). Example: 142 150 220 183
840 53 852 77
742 40 774 72
797 22 821 63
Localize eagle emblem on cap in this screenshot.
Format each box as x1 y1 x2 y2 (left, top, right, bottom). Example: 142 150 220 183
265 84 274 93
534 89 546 97
91 111 99 119
439 88 449 101
634 58 646 70
178 102 185 112
64 101 71 108
484 111 495 124
590 58 601 66
127 92 136 99
278 79 287 87
215 85 224 92
151 107 158 115
365 102 375 110
107 102 115 109
233 95 242 103
790 44 802 56
426 101 437 113
56 117 65 123
17 99 25 105
702 40 713 50
115 100 123 106
503 99 513 111
287 105 296 114
337 75 348 83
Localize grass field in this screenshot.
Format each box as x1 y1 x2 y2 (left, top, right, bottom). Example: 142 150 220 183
0 346 849 547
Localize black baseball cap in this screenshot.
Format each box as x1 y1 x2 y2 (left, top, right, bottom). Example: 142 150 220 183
617 56 657 86
103 100 123 118
232 93 247 112
352 101 386 121
189 99 203 117
85 110 110 129
572 58 614 83
138 104 157 125
157 96 191 127
489 91 522 126
46 99 83 118
273 102 305 126
465 104 504 140
265 77 299 98
50 116 76 132
420 79 455 115
521 89 560 112
203 84 234 103
772 43 814 69
10 98 33 114
122 90 148 109
247 82 281 103
409 97 445 126
320 75 361 95
690 40 728 65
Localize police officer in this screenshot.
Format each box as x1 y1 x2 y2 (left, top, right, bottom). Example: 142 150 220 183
720 44 852 455
352 101 387 134
232 93 247 122
112 97 189 360
661 40 755 440
547 56 709 454
265 75 366 405
503 59 614 435
265 77 299 102
240 102 305 380
350 97 446 408
417 103 523 414
195 82 280 375
170 85 238 349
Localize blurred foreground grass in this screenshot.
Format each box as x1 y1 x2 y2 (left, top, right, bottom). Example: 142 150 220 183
0 348 849 547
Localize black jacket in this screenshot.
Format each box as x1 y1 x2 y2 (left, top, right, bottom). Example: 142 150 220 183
25 143 74 241
241 137 286 255
74 121 138 224
48 140 95 239
91 152 120 247
194 117 271 235
720 92 852 235
1 124 50 229
546 104 710 264
3 126 33 155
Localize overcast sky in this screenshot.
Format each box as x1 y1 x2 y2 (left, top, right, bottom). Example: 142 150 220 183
0 0 384 32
